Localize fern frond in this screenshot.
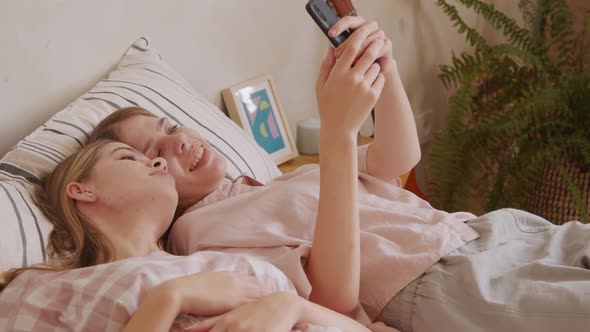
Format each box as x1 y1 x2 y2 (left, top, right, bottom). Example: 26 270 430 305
429 130 465 210
473 82 559 136
456 0 537 52
439 43 546 90
543 0 578 71
446 80 479 134
552 156 590 223
520 0 545 39
439 51 486 89
429 80 485 212
489 141 558 210
519 0 537 31
436 0 490 51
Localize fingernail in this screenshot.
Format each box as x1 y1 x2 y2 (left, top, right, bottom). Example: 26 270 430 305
329 29 336 37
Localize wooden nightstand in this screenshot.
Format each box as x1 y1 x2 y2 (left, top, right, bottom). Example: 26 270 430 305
278 136 373 174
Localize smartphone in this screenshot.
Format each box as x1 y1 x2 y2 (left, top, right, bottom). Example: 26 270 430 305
306 0 350 47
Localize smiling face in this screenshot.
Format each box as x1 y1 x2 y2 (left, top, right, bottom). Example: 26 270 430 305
114 115 227 209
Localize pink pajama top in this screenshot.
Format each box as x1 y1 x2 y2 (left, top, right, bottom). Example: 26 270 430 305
168 145 479 320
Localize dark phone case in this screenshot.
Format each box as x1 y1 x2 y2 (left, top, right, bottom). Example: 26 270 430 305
306 0 350 47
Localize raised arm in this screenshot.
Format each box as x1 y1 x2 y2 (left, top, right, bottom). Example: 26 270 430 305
330 17 422 182
305 26 386 313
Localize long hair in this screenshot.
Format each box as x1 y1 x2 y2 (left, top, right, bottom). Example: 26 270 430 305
0 140 115 293
88 106 157 144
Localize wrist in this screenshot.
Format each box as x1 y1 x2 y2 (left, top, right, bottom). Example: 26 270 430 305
382 60 398 79
284 293 307 321
319 129 357 147
272 292 303 326
152 281 182 313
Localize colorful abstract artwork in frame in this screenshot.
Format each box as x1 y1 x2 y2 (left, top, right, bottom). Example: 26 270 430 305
223 75 298 165
239 86 286 154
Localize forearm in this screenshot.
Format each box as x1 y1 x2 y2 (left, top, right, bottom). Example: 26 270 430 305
294 295 371 332
122 288 180 332
368 62 421 181
307 132 360 313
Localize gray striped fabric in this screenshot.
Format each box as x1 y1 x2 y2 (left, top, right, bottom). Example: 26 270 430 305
0 36 281 271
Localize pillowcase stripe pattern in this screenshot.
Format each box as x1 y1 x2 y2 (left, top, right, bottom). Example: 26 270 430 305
105 58 276 179
0 182 49 269
0 36 280 271
107 62 278 178
115 36 277 179
97 79 257 178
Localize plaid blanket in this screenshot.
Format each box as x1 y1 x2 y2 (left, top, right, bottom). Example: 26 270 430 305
0 251 339 332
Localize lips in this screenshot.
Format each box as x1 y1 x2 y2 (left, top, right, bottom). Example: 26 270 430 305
189 145 207 171
149 169 170 177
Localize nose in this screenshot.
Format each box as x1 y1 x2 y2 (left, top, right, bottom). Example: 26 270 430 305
149 157 167 171
161 133 186 156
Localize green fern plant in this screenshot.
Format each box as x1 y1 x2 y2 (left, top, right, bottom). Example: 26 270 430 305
429 0 590 222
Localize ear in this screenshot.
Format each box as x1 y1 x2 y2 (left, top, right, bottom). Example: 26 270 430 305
66 182 97 203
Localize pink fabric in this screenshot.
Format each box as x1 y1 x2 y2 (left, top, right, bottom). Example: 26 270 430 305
0 251 339 332
168 145 480 320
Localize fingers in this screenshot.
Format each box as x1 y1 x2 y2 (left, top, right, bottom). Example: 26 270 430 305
316 47 336 88
371 73 386 100
328 16 370 38
334 21 379 57
335 29 384 59
186 316 219 332
365 63 381 87
354 38 384 76
238 275 273 302
334 26 370 71
245 282 273 299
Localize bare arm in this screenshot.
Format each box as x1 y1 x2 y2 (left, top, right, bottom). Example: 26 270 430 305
308 133 360 312
330 17 422 182
306 24 386 313
123 271 270 332
188 292 372 332
368 63 421 182
122 286 180 332
295 293 372 332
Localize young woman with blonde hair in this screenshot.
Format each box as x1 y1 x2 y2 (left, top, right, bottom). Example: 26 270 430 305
0 139 378 332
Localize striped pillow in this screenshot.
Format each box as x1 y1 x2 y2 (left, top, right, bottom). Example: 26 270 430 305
0 36 281 271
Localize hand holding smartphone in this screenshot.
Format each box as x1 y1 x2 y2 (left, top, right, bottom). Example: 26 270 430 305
306 0 351 47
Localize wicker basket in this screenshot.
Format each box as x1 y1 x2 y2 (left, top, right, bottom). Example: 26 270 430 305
523 159 590 224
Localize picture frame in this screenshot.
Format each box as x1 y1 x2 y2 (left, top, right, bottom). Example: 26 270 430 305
222 74 299 165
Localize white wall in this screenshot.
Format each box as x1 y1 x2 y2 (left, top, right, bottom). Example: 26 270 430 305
0 0 522 158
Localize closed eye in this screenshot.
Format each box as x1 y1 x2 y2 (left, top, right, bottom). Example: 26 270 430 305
169 124 179 134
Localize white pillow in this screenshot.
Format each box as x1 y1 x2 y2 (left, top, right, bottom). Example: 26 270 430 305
0 36 281 271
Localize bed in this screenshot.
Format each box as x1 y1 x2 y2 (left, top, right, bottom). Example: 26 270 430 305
0 2 404 330
0 35 370 331
0 36 283 273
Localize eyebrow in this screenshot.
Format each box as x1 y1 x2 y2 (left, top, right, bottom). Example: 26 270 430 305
111 146 139 155
143 118 166 154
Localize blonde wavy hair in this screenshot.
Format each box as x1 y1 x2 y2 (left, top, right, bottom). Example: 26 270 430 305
0 140 115 292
